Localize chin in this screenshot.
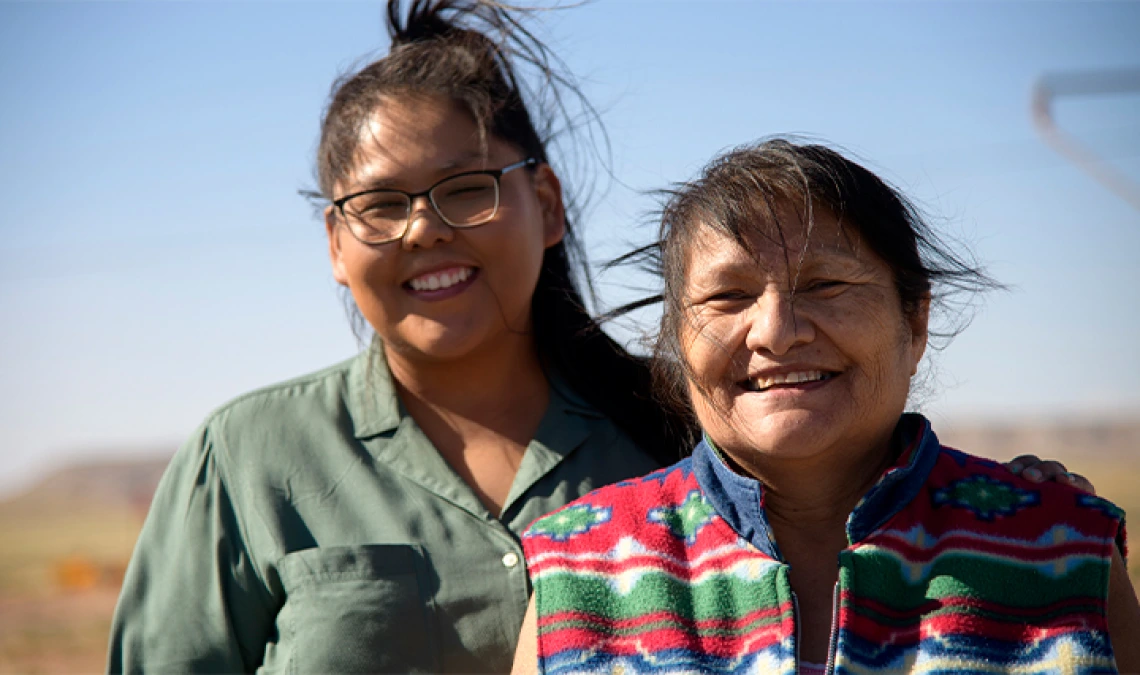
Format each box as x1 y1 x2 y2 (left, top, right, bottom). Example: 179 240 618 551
715 407 844 461
383 321 485 362
413 335 489 362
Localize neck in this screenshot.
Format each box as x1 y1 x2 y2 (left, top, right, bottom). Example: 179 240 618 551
384 331 550 435
383 332 551 518
730 430 898 534
739 432 899 667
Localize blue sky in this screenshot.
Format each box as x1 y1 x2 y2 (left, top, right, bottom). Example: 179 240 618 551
1 1 1138 495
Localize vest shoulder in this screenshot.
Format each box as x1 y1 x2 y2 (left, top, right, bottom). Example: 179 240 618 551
894 445 1125 538
523 459 696 541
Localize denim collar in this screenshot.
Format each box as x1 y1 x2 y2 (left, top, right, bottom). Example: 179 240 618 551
691 413 940 559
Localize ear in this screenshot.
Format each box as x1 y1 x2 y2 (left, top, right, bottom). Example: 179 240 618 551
532 163 566 249
325 205 350 287
908 294 932 375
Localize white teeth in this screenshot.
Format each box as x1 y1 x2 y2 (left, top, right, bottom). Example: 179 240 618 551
747 370 830 392
409 267 472 292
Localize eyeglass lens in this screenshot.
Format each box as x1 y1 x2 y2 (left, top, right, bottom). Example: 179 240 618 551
342 173 500 242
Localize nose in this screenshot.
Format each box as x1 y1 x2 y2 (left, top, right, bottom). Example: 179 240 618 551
743 288 813 356
401 196 454 250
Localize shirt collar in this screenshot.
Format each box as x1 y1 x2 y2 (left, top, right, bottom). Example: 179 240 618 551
692 412 940 559
343 340 607 524
345 343 402 438
500 374 601 522
345 341 605 440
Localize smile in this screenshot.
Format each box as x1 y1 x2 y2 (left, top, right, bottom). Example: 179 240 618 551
741 370 836 392
406 267 475 292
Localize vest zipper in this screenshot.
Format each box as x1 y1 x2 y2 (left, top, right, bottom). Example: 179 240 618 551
823 581 840 675
791 590 802 675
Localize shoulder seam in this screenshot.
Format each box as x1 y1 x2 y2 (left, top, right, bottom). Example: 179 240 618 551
199 356 356 427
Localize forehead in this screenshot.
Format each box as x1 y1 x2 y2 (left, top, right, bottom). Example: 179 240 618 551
682 207 868 281
343 95 505 188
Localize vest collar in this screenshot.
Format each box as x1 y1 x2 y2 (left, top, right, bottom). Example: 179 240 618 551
691 413 941 559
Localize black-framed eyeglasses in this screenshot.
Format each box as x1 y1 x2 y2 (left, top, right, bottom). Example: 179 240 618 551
332 158 537 245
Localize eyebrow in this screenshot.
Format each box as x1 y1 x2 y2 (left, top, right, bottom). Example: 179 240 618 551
353 151 490 191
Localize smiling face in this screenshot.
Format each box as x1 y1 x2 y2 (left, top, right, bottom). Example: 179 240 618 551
325 95 564 366
679 207 929 469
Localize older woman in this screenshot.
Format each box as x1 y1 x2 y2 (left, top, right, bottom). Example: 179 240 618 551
513 139 1140 674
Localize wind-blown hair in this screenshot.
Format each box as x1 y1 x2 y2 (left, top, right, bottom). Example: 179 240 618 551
314 0 691 464
615 137 1001 419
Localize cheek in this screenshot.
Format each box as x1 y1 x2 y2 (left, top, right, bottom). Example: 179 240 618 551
479 235 544 308
473 212 545 273
823 291 907 356
854 313 920 395
680 314 728 385
341 250 398 309
494 199 546 244
350 253 390 287
679 313 746 417
686 377 731 440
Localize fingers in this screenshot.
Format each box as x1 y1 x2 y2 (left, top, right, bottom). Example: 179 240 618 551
1003 455 1097 494
1006 455 1041 475
1063 472 1096 495
1023 460 1069 483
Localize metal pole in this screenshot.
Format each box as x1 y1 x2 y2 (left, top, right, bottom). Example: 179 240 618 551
1031 69 1140 211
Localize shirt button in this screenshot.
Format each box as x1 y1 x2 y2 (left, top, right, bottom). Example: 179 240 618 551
501 552 520 568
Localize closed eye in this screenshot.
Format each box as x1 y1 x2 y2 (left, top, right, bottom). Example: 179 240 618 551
362 199 407 213
800 280 849 294
441 184 493 199
708 289 752 302
693 290 756 313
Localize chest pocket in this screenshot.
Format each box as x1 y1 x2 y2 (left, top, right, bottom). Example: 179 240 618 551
274 544 438 674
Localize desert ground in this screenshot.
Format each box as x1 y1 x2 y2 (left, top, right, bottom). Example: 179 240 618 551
1 419 1136 673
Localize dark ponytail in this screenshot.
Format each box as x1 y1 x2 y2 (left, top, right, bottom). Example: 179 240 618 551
386 0 457 42
315 0 694 465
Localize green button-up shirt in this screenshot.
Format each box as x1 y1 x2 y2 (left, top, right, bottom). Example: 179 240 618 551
107 349 659 673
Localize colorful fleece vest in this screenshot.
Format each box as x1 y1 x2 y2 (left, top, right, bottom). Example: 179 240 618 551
522 414 1126 674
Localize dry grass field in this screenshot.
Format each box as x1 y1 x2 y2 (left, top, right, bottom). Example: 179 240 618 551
0 506 142 673
0 460 164 674
0 420 1136 673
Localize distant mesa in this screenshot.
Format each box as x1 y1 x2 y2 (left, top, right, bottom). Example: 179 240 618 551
3 453 173 514
1 416 1136 515
938 417 1140 463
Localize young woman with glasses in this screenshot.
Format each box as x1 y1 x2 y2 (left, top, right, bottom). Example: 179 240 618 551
107 2 1090 673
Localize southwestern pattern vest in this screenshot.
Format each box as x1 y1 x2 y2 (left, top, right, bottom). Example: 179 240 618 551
522 414 1126 675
